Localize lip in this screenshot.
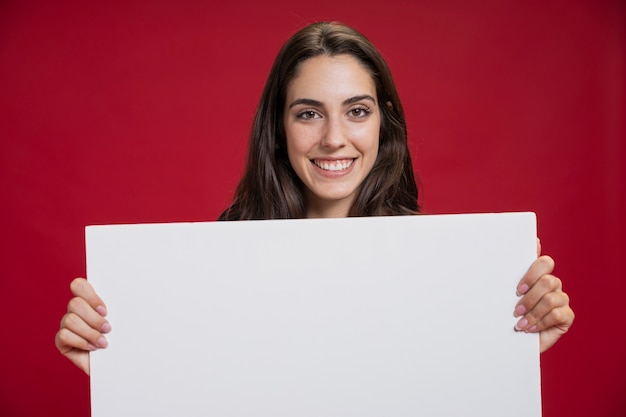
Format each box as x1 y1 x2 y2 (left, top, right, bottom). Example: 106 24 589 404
310 158 356 177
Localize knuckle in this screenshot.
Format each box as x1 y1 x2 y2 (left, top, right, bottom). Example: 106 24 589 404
538 274 560 291
538 255 555 271
62 312 79 329
56 327 68 340
550 307 565 324
543 291 561 308
67 297 83 313
538 274 551 288
70 278 84 294
56 327 72 346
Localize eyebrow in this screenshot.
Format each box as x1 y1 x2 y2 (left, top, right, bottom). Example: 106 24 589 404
287 95 377 109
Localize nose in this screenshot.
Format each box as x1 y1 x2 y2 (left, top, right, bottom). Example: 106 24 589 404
320 117 346 149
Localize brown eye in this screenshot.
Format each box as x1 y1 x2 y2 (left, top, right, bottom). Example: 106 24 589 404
350 107 370 118
297 110 319 120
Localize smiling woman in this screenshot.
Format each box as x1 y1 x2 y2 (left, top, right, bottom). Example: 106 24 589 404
218 22 419 220
55 21 573 376
284 55 381 218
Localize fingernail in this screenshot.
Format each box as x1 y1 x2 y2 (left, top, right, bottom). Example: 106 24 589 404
96 305 107 316
515 318 528 331
527 325 538 333
96 336 108 349
87 343 97 351
514 304 526 317
101 322 112 333
517 284 529 296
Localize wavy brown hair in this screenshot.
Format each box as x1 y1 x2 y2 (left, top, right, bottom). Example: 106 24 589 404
219 22 419 220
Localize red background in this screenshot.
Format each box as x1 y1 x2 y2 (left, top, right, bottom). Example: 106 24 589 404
1 1 624 416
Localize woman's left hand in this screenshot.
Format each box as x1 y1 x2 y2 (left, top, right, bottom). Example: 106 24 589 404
514 239 574 352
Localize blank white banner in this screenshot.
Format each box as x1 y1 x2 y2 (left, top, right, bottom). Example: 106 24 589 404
87 213 540 417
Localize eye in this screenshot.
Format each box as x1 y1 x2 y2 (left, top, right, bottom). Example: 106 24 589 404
348 106 371 118
296 110 320 120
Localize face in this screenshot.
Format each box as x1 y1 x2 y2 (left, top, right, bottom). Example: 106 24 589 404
283 54 380 218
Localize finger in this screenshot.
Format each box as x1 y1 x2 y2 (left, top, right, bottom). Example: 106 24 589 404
55 327 97 354
538 306 575 352
515 289 569 331
514 273 562 318
517 255 555 295
60 311 109 349
67 296 111 334
55 329 91 375
536 237 541 257
529 303 574 334
70 278 107 316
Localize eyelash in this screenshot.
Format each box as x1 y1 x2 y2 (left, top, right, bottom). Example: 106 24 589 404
296 109 319 120
295 106 372 120
348 106 371 118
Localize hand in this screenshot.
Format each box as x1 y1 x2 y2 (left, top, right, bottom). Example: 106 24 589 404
514 239 574 352
55 278 111 375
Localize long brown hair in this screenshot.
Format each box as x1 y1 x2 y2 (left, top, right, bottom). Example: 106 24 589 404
219 22 419 220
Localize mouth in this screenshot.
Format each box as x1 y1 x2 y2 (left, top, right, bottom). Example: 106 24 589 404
311 158 355 172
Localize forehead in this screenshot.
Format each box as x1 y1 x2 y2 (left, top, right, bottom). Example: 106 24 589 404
286 54 377 101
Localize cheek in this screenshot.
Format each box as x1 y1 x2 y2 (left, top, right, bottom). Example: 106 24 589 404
285 124 317 157
353 124 380 154
285 128 306 173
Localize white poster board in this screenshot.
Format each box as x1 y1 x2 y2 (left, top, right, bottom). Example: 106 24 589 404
86 213 541 417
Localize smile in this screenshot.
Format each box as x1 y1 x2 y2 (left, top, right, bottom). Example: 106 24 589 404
311 159 355 172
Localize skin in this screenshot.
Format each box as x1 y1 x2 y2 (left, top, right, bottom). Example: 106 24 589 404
284 55 380 218
56 277 109 375
514 238 574 351
55 54 574 374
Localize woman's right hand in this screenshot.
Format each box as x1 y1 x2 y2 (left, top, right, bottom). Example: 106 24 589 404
55 278 111 375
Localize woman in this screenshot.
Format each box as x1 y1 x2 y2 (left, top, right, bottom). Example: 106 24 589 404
56 22 574 375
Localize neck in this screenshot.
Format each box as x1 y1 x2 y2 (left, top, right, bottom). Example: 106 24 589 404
305 195 352 219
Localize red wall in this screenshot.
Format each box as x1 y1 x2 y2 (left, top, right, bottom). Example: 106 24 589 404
1 1 624 416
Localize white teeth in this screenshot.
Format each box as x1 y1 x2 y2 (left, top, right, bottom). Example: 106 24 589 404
314 159 354 171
